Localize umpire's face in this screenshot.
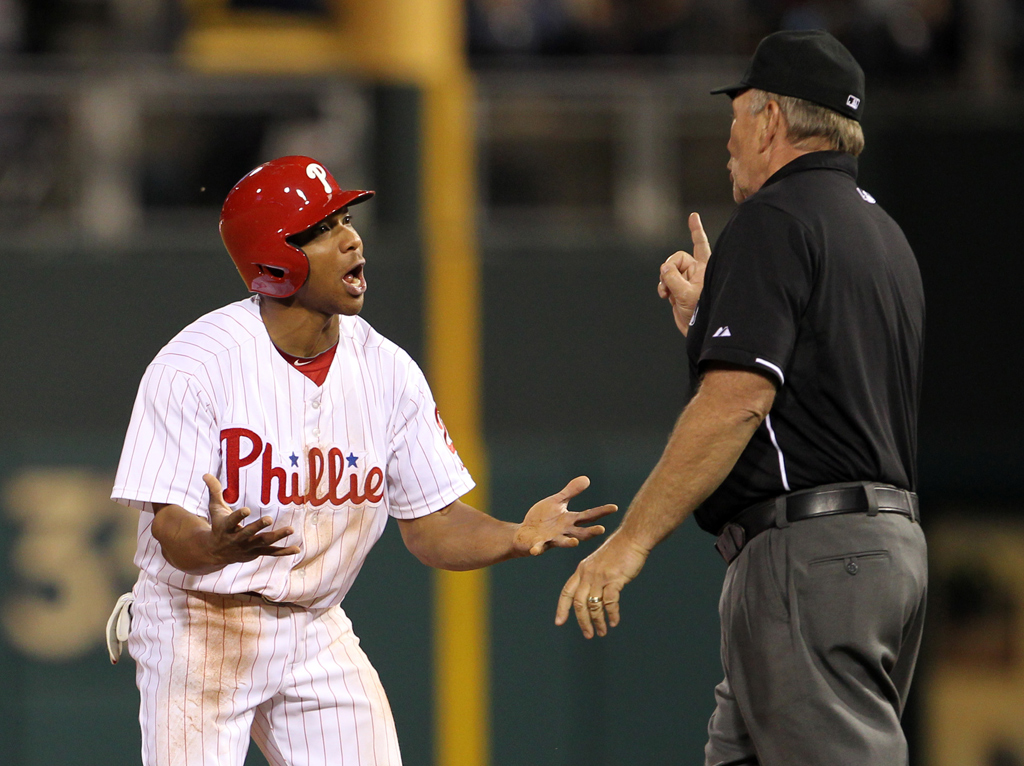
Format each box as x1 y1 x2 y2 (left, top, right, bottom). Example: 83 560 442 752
727 90 770 203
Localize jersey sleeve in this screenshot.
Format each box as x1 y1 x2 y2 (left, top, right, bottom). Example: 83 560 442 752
695 202 816 385
385 359 476 520
111 363 218 517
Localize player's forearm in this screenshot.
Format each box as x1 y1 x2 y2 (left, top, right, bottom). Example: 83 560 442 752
616 372 774 553
400 501 525 571
151 504 227 576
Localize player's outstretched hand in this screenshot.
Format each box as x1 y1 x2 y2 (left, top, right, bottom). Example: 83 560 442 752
512 476 617 558
555 533 649 639
658 212 711 336
203 474 301 565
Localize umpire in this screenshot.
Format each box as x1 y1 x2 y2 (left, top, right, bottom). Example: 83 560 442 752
556 29 927 765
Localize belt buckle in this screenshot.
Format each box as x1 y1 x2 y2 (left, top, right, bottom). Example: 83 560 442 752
715 522 747 564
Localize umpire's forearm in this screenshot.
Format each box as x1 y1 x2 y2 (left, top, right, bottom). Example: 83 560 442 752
151 504 225 576
616 368 775 553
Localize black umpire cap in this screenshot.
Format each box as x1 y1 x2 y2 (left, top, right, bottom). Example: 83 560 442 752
711 30 866 121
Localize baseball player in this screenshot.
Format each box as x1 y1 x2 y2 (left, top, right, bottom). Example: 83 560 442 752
106 155 615 766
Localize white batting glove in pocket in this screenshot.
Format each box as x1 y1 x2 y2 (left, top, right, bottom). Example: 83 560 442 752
106 592 134 665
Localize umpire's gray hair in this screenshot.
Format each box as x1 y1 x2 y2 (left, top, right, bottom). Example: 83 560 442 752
748 89 865 157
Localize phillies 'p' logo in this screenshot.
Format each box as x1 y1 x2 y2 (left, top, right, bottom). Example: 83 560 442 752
306 163 333 195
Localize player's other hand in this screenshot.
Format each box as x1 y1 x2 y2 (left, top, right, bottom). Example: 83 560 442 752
658 212 711 336
513 476 617 558
203 473 301 565
555 532 649 639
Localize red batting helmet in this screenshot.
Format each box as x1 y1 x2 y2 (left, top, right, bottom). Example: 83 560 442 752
219 156 374 298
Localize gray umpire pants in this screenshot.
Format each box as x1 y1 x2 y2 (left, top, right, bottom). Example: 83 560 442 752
704 511 928 766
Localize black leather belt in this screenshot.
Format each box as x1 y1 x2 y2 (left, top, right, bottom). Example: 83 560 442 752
714 482 920 565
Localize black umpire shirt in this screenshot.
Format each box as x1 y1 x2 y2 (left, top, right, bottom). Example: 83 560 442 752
688 151 925 534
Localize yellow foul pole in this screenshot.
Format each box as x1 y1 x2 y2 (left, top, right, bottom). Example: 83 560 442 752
181 3 489 766
347 6 489 765
408 8 490 766
422 69 489 766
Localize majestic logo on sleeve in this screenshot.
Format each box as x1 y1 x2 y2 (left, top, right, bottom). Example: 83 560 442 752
221 427 384 507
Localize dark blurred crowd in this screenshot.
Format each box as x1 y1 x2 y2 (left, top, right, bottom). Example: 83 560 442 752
0 0 335 56
468 0 1024 85
4 0 1024 86
2 0 185 56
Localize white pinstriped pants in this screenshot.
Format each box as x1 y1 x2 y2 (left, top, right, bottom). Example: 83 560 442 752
128 573 402 766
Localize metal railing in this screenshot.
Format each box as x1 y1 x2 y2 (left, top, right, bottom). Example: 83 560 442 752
0 61 370 254
2 56 1024 261
475 63 744 256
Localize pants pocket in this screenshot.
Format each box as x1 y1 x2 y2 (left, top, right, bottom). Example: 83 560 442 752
808 549 890 576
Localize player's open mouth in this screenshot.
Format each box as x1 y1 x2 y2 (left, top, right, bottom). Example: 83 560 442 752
343 263 366 296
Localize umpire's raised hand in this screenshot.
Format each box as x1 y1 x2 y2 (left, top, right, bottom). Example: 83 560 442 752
658 212 711 336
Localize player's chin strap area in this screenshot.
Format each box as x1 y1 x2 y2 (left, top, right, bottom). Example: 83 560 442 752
106 592 135 665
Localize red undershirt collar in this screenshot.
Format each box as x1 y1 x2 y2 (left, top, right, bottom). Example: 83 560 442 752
275 343 338 387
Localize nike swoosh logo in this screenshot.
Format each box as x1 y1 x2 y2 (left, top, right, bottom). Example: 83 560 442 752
295 359 315 366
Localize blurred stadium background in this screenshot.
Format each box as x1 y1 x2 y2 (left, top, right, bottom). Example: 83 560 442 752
1 1 1023 764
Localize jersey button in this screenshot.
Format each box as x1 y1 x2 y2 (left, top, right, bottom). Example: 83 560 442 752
311 401 320 409
312 427 321 437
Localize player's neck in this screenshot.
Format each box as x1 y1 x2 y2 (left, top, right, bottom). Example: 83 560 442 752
257 296 340 357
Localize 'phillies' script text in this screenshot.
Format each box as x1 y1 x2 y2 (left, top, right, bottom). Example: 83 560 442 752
221 427 384 507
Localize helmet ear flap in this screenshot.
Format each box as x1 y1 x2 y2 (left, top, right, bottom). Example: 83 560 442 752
257 264 286 279
250 258 308 297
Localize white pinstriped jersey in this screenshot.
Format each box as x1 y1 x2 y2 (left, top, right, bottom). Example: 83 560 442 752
113 296 475 609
